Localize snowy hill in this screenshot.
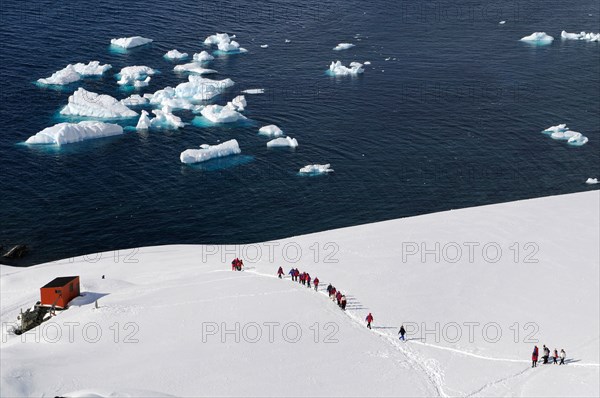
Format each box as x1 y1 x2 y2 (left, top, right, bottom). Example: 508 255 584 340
1 191 598 397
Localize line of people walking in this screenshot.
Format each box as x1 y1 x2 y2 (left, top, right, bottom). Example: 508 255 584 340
532 345 566 367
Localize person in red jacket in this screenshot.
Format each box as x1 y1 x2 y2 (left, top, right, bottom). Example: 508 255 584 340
277 266 284 279
300 272 305 285
532 345 539 368
306 273 311 288
366 313 373 329
313 277 319 291
336 291 342 306
330 287 337 301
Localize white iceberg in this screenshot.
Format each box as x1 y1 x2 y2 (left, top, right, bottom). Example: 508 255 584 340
333 43 355 51
151 106 184 129
550 130 580 140
285 39 291 43
117 65 156 86
567 134 589 146
364 61 371 65
193 51 215 63
299 164 334 174
180 139 241 164
173 63 218 75
37 65 82 85
120 94 149 106
520 32 554 44
329 60 364 76
542 124 569 134
60 88 138 118
267 136 298 148
72 61 113 76
260 44 269 48
499 20 506 25
136 110 151 130
561 30 600 42
258 124 284 137
37 61 112 86
164 49 189 60
204 32 247 53
134 77 151 88
585 178 598 184
200 104 246 123
242 88 265 95
174 75 235 102
110 36 153 49
25 121 123 145
231 95 246 111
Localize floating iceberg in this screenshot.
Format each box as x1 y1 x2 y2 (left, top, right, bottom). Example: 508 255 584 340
567 133 589 146
175 75 235 102
550 130 580 141
242 88 265 95
193 51 215 63
136 110 151 130
333 43 355 51
180 139 241 164
299 164 334 174
499 20 506 24
150 106 184 129
285 39 291 43
260 44 269 48
37 65 82 85
60 88 138 118
204 33 247 53
258 125 284 137
200 104 246 123
267 137 298 148
164 49 189 60
560 30 600 42
231 95 246 111
25 121 123 145
173 63 217 75
110 36 153 49
120 94 148 106
328 61 364 76
520 32 554 44
364 61 371 65
585 178 598 184
37 61 112 85
117 66 156 86
542 124 569 135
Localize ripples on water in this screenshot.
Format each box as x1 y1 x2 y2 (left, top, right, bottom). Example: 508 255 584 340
0 0 598 265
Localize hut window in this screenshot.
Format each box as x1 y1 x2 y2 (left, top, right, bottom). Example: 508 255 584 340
55 289 61 294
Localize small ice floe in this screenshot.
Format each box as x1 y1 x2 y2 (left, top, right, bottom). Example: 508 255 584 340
285 39 291 43
180 139 241 164
110 36 153 49
260 44 269 48
173 63 217 75
585 178 598 184
164 49 189 61
499 20 506 24
117 65 156 86
299 164 334 175
193 51 215 63
37 61 112 86
328 61 364 76
542 124 589 146
520 32 554 45
60 88 138 118
364 61 371 65
136 106 184 130
258 125 284 137
333 43 355 51
242 88 265 95
200 104 246 123
231 95 247 111
204 33 247 53
120 94 148 106
266 136 298 148
561 30 600 42
25 121 123 145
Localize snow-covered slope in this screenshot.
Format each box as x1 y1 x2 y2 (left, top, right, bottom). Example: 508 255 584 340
1 191 598 397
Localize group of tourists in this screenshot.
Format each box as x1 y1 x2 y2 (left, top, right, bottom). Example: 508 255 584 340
532 345 566 367
326 283 348 310
278 266 320 291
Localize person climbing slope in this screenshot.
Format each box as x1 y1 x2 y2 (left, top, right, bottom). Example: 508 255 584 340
288 268 295 281
366 313 373 329
542 345 550 364
559 349 566 365
553 349 558 364
314 277 319 291
340 294 347 310
306 273 311 288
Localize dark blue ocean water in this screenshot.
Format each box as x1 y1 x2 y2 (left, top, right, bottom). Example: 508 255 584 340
1 0 599 266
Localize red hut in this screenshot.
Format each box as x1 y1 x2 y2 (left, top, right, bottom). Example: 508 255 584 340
40 276 80 309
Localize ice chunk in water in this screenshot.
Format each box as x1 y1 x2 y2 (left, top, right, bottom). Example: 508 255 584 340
520 32 554 44
110 36 153 49
267 137 298 148
180 139 241 164
25 121 123 145
333 43 355 51
299 164 334 174
60 88 138 118
164 49 189 60
258 125 283 137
